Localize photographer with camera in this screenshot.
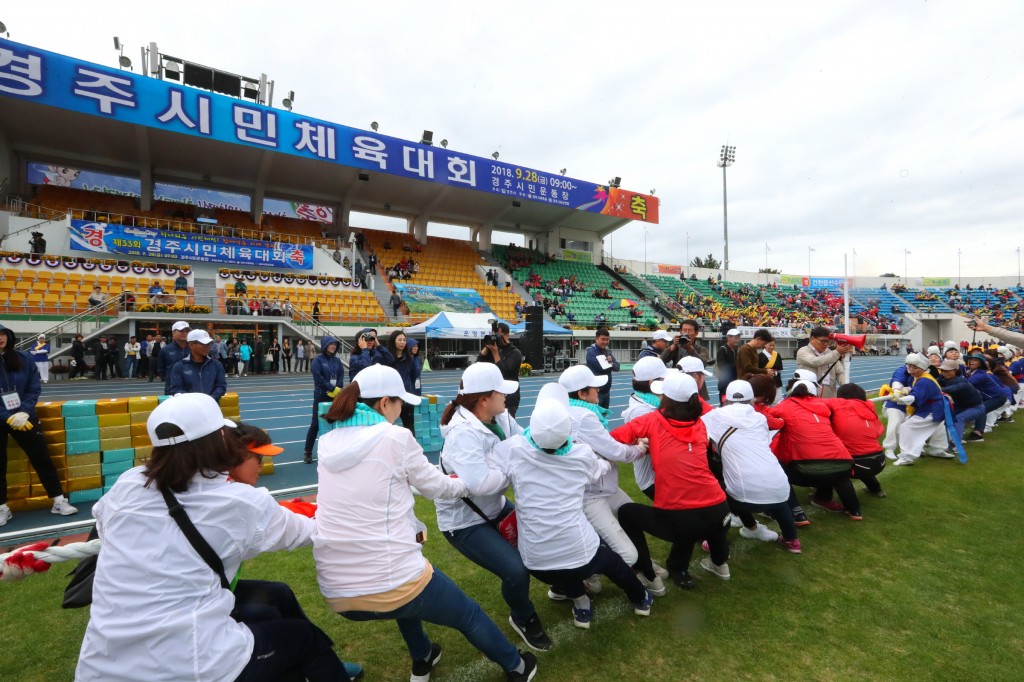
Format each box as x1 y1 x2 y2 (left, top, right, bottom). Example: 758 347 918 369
29 231 46 255
968 317 1024 347
477 322 523 417
349 328 394 384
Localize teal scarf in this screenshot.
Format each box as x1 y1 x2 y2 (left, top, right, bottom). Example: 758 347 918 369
569 398 611 428
330 403 389 429
634 391 661 409
524 427 573 456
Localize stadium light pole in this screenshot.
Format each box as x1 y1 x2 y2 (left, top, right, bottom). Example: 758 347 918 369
904 249 911 283
686 232 690 268
643 225 648 277
717 145 735 272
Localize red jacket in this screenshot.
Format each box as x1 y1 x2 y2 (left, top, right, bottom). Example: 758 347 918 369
768 397 852 464
753 402 785 430
825 398 884 456
611 412 726 511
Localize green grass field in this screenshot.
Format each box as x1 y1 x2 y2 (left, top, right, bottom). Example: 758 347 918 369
3 419 1024 681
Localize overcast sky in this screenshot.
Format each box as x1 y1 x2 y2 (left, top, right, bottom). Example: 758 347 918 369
5 1 1023 279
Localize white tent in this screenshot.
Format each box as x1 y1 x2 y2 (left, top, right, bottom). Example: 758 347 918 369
404 312 509 339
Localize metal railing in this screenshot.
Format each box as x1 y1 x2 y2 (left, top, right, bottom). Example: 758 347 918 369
13 297 123 355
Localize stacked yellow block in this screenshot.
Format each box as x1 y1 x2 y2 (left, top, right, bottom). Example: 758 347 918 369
5 401 69 512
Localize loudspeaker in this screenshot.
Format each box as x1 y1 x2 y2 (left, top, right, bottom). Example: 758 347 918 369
523 306 544 369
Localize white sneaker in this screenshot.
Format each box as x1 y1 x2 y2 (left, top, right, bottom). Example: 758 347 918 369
651 560 669 580
0 504 11 526
893 456 915 467
699 556 731 580
739 522 779 543
582 575 603 594
728 514 743 528
51 496 78 516
925 449 956 459
884 450 897 461
635 571 667 597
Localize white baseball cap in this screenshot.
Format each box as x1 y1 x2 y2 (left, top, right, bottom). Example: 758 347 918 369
724 380 754 403
186 329 213 344
354 364 422 405
148 393 236 447
171 320 191 332
677 356 712 376
726 328 742 337
651 372 699 402
537 382 570 408
530 399 573 450
793 369 819 385
905 353 930 370
558 365 608 393
791 379 819 396
460 362 518 395
652 330 674 342
633 356 668 382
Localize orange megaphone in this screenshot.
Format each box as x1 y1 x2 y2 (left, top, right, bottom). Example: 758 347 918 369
830 333 866 350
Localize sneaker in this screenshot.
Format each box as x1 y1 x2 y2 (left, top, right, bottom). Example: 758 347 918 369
728 513 743 528
966 432 984 442
739 522 779 542
884 450 897 461
633 589 654 616
410 643 442 682
344 662 364 680
582 574 602 594
699 557 731 581
651 560 669 580
635 572 667 597
51 496 78 516
810 497 844 513
506 652 538 682
793 508 811 527
778 537 802 553
893 456 915 466
508 614 552 652
303 451 313 464
846 510 863 521
997 415 1014 423
925 449 956 459
866 489 887 498
572 605 593 629
546 587 570 602
670 570 696 590
0 504 11 526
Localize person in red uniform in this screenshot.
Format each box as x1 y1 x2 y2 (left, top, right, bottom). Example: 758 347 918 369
826 384 887 499
610 372 731 590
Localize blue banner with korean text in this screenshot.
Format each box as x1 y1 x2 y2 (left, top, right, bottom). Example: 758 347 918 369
69 219 313 270
0 38 658 223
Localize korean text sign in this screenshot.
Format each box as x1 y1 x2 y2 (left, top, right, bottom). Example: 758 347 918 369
0 38 657 223
69 219 313 270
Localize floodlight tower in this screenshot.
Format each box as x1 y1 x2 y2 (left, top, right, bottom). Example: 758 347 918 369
717 145 736 271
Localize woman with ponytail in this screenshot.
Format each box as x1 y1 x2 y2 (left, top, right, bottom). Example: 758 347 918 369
314 364 537 682
435 362 552 653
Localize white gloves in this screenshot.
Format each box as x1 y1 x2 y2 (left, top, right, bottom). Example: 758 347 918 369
897 395 915 406
70 359 77 367
7 412 31 430
891 382 904 391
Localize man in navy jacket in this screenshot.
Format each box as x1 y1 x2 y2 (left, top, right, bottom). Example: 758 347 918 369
167 330 227 402
304 336 345 464
586 328 620 409
157 321 191 393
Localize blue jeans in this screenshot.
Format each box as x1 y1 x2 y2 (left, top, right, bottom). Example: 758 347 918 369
124 357 137 377
443 501 536 625
340 568 520 672
956 404 986 439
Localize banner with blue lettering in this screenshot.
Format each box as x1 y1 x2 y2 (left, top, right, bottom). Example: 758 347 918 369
0 38 658 224
69 219 313 270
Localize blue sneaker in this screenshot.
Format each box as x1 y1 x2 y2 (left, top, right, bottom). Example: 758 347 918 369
344 661 364 680
572 605 593 629
633 589 654 616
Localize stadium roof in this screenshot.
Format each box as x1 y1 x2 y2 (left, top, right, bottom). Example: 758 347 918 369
0 37 658 238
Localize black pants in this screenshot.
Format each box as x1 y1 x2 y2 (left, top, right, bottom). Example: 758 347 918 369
283 356 292 372
505 389 521 418
94 358 106 380
399 403 416 434
0 418 65 504
531 544 646 603
727 495 798 541
784 462 860 515
107 356 120 378
852 452 885 494
137 356 149 378
618 501 730 578
70 357 86 379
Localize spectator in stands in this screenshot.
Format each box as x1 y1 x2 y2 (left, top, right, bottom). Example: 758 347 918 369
269 300 282 316
367 250 378 275
70 333 86 380
350 328 394 383
714 329 742 405
586 328 620 409
354 259 365 287
383 239 392 251
92 336 108 380
737 329 774 380
167 330 227 403
234 279 248 296
304 336 344 464
30 334 50 384
88 285 107 307
157 321 191 392
247 298 260 316
477 322 524 416
796 326 853 398
29 231 46 255
121 290 136 312
261 297 272 316
0 324 78 527
148 280 172 305
389 289 403 317
638 330 673 362
312 301 321 322
174 273 189 301
123 335 140 378
282 299 294 317
333 248 342 264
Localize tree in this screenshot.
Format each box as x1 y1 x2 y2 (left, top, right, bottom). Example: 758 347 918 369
758 267 781 274
690 254 722 269
880 272 896 278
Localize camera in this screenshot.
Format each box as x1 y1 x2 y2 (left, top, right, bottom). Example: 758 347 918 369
482 334 494 346
966 320 978 330
361 332 376 342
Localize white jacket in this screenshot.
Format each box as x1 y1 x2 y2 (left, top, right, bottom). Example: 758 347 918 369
435 406 521 532
76 468 313 682
701 404 790 505
313 422 467 599
497 436 610 571
622 393 659 490
567 404 644 498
